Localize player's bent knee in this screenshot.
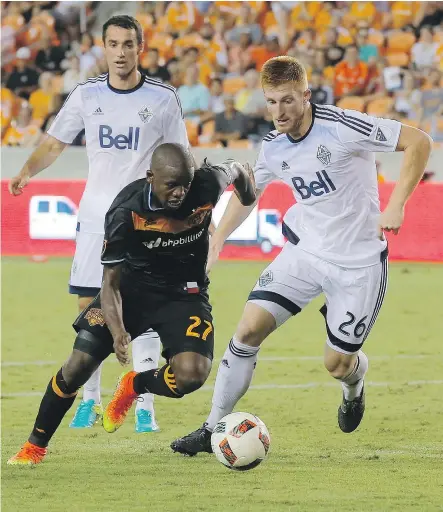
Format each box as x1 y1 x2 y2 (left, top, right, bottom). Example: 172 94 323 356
235 303 276 346
324 354 357 380
172 355 211 395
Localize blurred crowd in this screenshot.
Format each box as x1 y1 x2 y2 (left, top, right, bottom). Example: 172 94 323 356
1 0 443 149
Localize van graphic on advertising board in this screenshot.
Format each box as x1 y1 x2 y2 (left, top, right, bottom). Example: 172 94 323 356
29 195 78 240
212 191 285 253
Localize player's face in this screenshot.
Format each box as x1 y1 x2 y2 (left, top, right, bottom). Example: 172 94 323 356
263 83 311 134
148 169 193 210
104 25 143 78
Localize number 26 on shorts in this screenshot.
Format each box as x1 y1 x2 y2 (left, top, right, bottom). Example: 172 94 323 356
186 316 213 341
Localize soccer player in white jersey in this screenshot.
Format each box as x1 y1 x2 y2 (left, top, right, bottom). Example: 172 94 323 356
171 56 433 455
9 15 189 433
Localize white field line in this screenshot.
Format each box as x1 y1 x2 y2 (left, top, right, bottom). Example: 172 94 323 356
2 380 443 398
1 354 440 368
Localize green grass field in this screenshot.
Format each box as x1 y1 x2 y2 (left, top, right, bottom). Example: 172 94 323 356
1 258 443 512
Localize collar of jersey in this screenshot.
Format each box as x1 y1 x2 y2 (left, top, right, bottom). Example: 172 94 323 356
286 103 316 144
144 183 164 211
107 72 145 95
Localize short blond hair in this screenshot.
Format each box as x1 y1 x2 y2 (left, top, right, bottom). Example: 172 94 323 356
261 56 308 89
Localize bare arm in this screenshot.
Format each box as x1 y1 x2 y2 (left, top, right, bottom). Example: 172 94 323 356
100 265 131 365
8 134 67 195
379 124 433 236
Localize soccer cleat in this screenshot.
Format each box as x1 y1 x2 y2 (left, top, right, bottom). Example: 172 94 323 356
7 441 47 466
103 371 138 433
338 384 366 433
69 400 103 428
170 424 213 456
135 409 160 433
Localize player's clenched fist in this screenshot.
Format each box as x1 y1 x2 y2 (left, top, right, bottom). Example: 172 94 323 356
9 173 30 196
113 331 132 366
378 205 405 237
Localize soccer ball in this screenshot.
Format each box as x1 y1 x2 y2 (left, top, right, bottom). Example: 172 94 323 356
211 412 270 471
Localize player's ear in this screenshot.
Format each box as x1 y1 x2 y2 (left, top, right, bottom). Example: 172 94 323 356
138 39 144 55
304 89 312 104
146 170 153 183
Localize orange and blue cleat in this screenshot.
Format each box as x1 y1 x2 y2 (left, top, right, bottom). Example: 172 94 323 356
103 371 138 433
7 441 47 466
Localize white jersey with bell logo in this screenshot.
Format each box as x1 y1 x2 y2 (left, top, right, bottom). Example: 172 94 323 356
254 103 402 268
48 73 189 234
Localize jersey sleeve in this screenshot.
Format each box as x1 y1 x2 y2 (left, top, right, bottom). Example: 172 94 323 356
336 110 401 153
162 91 189 148
254 143 277 191
101 207 133 266
47 85 85 143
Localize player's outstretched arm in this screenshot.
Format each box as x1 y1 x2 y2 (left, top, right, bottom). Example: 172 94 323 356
8 134 67 196
379 124 433 237
207 182 262 273
101 265 131 366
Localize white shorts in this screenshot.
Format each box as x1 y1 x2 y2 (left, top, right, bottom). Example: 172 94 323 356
69 228 104 296
248 243 388 354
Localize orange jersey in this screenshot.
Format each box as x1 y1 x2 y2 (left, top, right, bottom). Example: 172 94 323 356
29 90 52 125
334 61 368 97
2 124 39 146
1 88 14 130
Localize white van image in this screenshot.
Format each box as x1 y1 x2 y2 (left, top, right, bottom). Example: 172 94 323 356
29 195 78 240
212 191 285 253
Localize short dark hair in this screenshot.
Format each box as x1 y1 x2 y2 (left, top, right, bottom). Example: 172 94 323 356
102 15 143 45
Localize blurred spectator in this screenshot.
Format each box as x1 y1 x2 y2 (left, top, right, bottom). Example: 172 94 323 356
393 72 422 119
1 83 14 138
2 101 40 147
419 69 443 121
225 4 263 44
6 47 39 100
381 57 404 92
235 69 266 116
322 28 345 67
178 65 210 123
198 77 225 126
334 44 368 99
40 95 63 136
213 95 248 146
310 70 334 105
356 27 379 63
166 59 183 88
251 35 280 71
165 2 196 36
35 35 66 74
228 32 255 74
28 72 54 127
141 48 170 83
271 1 294 47
62 55 86 95
208 78 225 115
411 26 440 70
415 2 443 31
363 57 387 101
74 32 104 75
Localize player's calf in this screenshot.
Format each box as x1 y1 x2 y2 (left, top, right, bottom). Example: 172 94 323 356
8 347 102 465
324 346 368 433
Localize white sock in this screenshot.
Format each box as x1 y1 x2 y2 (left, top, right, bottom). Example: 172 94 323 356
83 363 103 404
132 330 161 414
206 337 260 431
341 351 368 401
